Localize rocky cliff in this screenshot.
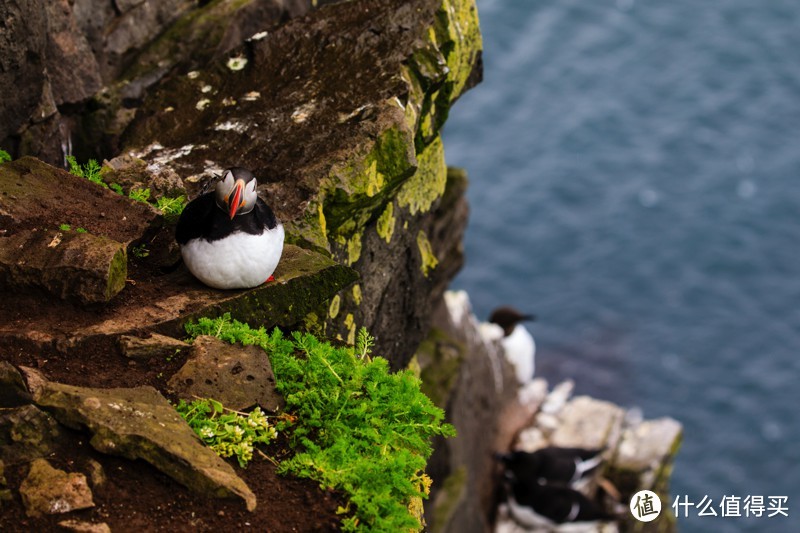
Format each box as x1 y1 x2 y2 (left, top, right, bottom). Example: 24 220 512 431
0 1 681 531
1 0 483 530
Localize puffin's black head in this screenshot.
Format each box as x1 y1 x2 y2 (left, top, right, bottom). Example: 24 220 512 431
489 306 536 336
215 167 259 219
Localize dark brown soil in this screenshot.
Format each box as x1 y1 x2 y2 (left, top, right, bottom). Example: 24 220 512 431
0 426 345 532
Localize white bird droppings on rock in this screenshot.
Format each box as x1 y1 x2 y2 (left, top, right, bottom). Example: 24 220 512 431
214 121 247 133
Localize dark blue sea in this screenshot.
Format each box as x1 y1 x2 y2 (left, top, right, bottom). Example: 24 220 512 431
444 1 800 531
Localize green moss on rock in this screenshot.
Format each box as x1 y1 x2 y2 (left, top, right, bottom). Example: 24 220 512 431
397 136 447 216
376 202 396 244
417 230 439 277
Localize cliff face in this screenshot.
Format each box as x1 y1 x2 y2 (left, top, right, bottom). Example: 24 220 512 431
0 0 484 530
1 0 481 370
0 2 681 532
120 0 483 368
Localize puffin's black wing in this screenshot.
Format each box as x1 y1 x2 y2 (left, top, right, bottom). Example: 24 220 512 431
176 193 216 245
253 198 279 230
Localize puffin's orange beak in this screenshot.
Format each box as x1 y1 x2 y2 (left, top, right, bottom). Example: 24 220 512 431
227 179 245 219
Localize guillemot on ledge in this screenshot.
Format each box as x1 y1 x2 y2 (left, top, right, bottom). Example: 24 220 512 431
176 167 284 289
489 306 537 385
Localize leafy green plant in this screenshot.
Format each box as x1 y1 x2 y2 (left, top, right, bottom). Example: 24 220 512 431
64 157 187 220
185 314 455 532
131 244 149 258
175 398 277 468
156 195 187 221
58 224 89 233
0 149 11 163
128 187 151 203
66 156 105 188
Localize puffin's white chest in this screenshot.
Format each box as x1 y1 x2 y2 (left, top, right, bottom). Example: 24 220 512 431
502 324 536 384
181 224 284 289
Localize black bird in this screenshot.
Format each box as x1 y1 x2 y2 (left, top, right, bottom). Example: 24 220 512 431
176 167 284 289
503 479 616 530
496 449 614 530
496 447 605 490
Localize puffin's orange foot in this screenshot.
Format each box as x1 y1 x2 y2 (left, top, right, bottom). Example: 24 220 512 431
264 275 275 283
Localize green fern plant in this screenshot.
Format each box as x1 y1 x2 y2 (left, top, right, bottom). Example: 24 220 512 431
184 314 455 532
128 187 151 203
66 156 105 188
155 194 187 221
0 149 11 163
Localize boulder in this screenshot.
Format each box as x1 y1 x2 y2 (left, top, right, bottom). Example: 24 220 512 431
0 229 127 305
0 361 32 407
169 335 284 412
0 404 65 465
22 369 257 511
550 396 627 451
0 157 160 242
19 458 94 517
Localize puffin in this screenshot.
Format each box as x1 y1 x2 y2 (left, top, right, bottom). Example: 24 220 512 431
496 451 615 530
489 306 537 385
496 447 605 491
176 167 284 289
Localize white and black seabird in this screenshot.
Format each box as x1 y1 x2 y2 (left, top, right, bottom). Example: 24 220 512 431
496 447 605 491
497 452 615 531
176 167 284 289
489 306 536 385
504 480 616 531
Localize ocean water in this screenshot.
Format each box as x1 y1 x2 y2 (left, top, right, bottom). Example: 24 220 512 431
443 1 800 531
